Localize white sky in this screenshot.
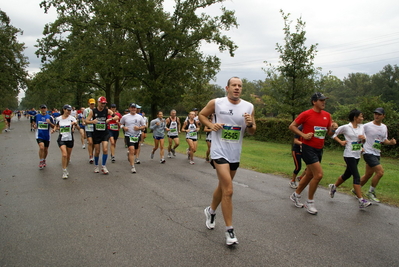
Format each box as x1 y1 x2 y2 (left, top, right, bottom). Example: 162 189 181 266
2 0 399 95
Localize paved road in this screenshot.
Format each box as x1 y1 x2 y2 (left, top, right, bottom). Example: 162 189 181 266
1 117 399 266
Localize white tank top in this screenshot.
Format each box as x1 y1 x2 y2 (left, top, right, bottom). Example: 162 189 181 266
210 97 254 163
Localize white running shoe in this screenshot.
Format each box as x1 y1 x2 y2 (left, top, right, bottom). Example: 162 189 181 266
189 160 195 165
94 166 100 173
62 170 68 179
204 207 216 229
101 166 109 174
304 201 318 215
160 158 166 164
82 144 86 149
131 166 136 173
135 158 141 164
359 198 372 208
328 184 337 198
289 181 297 189
290 192 304 208
150 152 154 159
167 152 172 158
171 148 176 157
89 157 94 164
225 229 238 246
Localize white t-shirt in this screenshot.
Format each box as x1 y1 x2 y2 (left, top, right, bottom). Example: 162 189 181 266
120 113 145 138
56 115 77 141
210 97 254 163
363 121 388 156
333 123 364 159
84 107 94 132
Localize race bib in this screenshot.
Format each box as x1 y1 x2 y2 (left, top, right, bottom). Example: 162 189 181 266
189 131 197 138
38 122 49 130
129 135 139 143
60 125 71 133
221 125 241 143
96 122 106 131
170 128 177 133
314 126 327 139
109 123 118 131
351 141 362 151
373 140 381 151
86 124 94 132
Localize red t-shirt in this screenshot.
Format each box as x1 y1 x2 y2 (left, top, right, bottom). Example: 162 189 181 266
107 112 122 131
294 109 332 149
2 109 12 119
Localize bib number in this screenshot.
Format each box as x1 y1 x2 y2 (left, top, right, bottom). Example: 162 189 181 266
60 125 71 133
96 122 106 131
221 125 241 143
373 140 381 151
109 123 118 131
38 122 49 130
86 124 94 131
351 141 362 151
129 136 139 143
314 126 327 139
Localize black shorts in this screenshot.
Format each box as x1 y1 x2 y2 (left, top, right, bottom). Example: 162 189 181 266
210 158 240 171
109 130 119 140
302 144 323 165
6 118 11 123
125 136 139 149
186 138 197 142
57 136 74 148
363 153 381 168
143 128 147 133
168 135 179 139
37 139 50 147
86 131 94 138
93 132 110 144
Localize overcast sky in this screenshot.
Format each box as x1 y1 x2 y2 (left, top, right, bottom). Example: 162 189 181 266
2 0 399 92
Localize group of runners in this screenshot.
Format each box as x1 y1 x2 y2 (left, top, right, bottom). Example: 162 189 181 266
4 76 396 246
289 94 396 215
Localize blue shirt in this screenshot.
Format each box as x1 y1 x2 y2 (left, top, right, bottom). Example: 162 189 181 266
35 114 53 141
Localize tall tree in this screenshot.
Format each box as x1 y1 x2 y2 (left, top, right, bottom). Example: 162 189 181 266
264 10 318 120
0 10 29 109
371 64 399 108
36 0 238 117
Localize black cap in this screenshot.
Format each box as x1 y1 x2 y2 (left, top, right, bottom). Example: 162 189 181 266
63 104 72 111
373 107 385 115
111 104 117 108
192 108 198 111
311 92 328 102
124 109 129 113
129 103 136 108
40 104 47 109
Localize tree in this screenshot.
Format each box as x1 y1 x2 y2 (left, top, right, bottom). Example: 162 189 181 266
0 10 29 109
36 0 238 117
264 10 318 120
371 64 399 108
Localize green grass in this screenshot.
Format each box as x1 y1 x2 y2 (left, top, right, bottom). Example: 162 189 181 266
147 132 399 207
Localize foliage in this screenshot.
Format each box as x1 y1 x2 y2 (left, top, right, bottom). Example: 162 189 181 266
0 10 29 110
263 10 318 120
34 0 238 118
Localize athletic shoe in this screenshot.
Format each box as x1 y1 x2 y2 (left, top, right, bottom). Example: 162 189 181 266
189 160 195 165
160 158 166 164
101 166 109 175
290 192 304 208
367 191 380 203
289 181 297 189
359 199 372 208
111 156 115 163
131 166 136 173
150 152 154 159
225 229 238 246
62 170 68 179
171 148 176 157
135 158 141 164
304 201 318 215
82 144 86 149
94 166 100 173
350 188 359 200
39 162 44 170
205 157 210 162
89 157 94 164
204 207 216 229
328 184 337 198
43 160 46 167
167 152 172 158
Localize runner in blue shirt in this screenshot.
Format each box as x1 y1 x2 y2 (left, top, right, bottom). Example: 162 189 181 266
34 104 55 169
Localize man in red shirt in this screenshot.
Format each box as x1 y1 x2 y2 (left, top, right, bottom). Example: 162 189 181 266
289 93 338 214
2 108 13 131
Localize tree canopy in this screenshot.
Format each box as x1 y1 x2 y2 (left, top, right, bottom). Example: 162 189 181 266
0 9 29 110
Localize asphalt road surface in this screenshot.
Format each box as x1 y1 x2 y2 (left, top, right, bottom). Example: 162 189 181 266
1 117 399 266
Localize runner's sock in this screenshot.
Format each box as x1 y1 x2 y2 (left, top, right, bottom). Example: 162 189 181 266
94 156 99 165
102 154 108 165
369 186 376 192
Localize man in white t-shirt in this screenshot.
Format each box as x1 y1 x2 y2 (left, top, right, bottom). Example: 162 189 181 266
199 77 256 246
360 107 396 203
